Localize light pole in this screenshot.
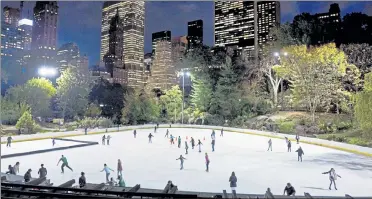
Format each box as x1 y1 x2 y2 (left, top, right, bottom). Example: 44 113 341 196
179 71 190 124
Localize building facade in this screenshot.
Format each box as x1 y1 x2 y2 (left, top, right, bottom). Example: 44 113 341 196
100 1 145 88
187 20 203 50
314 3 341 44
31 1 58 69
57 42 80 71
214 1 280 55
3 6 20 26
171 36 188 63
18 18 33 51
152 30 171 54
147 41 176 91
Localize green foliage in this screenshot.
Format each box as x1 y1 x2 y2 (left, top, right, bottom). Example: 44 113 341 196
355 73 372 135
25 78 56 97
255 100 273 115
159 86 182 122
78 117 98 129
85 103 102 118
340 43 372 74
276 120 296 134
191 75 213 112
347 137 369 147
56 67 92 119
99 118 113 129
15 110 40 134
204 114 225 126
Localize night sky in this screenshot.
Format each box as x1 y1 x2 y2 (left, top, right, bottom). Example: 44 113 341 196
2 1 371 66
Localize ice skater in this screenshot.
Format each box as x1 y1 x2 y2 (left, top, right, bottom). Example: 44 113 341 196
295 134 300 144
106 135 112 145
190 137 195 149
154 126 157 133
220 128 224 137
57 155 73 173
295 146 304 162
102 135 106 145
205 153 210 172
211 139 215 152
322 168 341 190
133 130 137 138
165 129 169 138
178 136 181 148
229 172 237 198
100 163 114 182
197 139 203 152
38 164 48 178
211 130 215 139
176 155 186 170
117 159 123 176
287 140 292 152
170 134 175 145
52 138 56 146
185 141 189 154
6 136 13 147
285 137 289 144
148 133 154 143
267 139 272 151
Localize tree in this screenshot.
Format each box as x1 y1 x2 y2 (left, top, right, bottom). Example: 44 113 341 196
85 103 102 118
279 43 348 122
190 74 213 112
99 117 113 132
56 67 92 119
15 110 39 134
159 86 182 122
122 90 159 124
355 72 372 136
340 43 372 74
339 13 372 45
78 117 98 135
25 78 56 97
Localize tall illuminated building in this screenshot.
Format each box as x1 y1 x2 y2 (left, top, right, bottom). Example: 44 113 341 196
31 1 58 69
152 30 171 54
100 1 145 88
214 1 280 55
187 20 203 50
18 19 33 51
57 42 80 71
3 6 20 26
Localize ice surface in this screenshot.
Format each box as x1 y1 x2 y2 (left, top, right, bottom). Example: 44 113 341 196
1 138 81 156
1 128 372 197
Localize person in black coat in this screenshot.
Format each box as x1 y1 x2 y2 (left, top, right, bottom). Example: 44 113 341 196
190 137 195 149
295 146 304 162
24 169 32 183
287 140 292 152
6 165 15 175
133 130 137 138
283 183 296 196
79 172 86 188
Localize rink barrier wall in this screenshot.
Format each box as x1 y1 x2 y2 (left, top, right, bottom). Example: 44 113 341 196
2 124 372 157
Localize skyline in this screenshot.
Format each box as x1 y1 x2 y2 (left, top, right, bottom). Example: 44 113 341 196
2 1 371 66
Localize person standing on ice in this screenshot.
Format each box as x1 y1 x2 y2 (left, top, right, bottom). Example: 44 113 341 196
102 135 106 145
267 139 272 151
229 172 237 198
322 168 341 190
117 159 123 176
220 128 224 137
133 130 137 138
165 129 169 138
295 134 300 144
211 138 216 152
176 155 186 170
100 163 114 182
287 140 292 152
205 153 210 172
57 155 73 173
13 162 20 174
38 164 47 178
52 138 56 146
6 136 13 147
185 141 189 154
79 172 86 188
211 130 215 139
190 137 195 149
148 133 154 143
154 126 157 133
106 135 112 145
170 134 174 145
295 146 304 162
197 139 203 152
178 136 181 148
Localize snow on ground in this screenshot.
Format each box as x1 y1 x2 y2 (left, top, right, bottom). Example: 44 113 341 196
1 128 372 197
1 138 81 156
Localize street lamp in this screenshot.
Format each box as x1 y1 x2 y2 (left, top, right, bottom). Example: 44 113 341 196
179 71 190 124
38 67 57 77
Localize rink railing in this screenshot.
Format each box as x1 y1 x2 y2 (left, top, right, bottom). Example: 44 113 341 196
2 124 372 157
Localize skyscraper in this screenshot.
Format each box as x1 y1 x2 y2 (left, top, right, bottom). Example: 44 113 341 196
187 19 203 50
18 19 33 51
3 6 20 26
146 41 176 91
31 1 58 69
214 1 280 55
100 1 145 88
171 36 188 63
57 42 80 71
152 30 171 54
314 3 341 44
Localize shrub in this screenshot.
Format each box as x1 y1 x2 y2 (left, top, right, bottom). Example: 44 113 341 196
99 118 113 130
347 137 369 147
204 114 225 126
277 120 296 134
336 121 352 131
256 100 273 115
15 110 40 134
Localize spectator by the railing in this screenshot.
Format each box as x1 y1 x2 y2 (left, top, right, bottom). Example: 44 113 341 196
38 164 47 178
24 169 32 183
117 175 125 187
13 162 20 174
229 171 237 198
6 165 16 175
79 172 86 188
108 177 116 186
283 183 296 196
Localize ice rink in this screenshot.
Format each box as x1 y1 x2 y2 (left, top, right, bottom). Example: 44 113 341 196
2 128 372 197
